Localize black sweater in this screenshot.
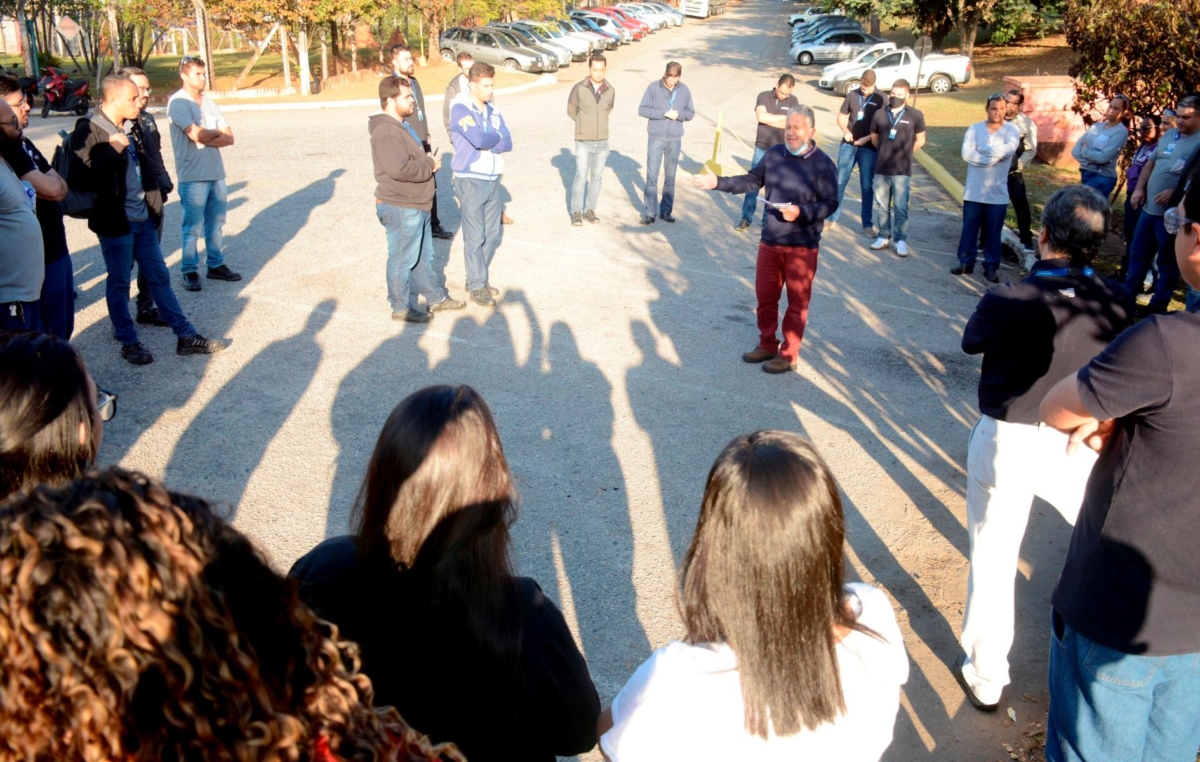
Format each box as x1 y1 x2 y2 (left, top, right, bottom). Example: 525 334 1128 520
68 112 165 238
289 536 600 762
716 142 838 247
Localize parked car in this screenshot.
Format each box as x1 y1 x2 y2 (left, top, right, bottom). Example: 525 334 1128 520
789 8 843 25
564 15 622 47
616 4 667 29
490 23 571 66
647 1 686 24
791 16 860 40
571 11 633 43
519 20 593 59
594 6 651 37
625 2 683 26
827 47 973 94
790 29 882 65
439 27 551 72
550 17 615 50
817 41 897 88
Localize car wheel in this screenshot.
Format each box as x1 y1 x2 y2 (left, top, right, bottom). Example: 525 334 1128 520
440 48 455 63
798 51 814 65
929 74 952 94
841 79 861 95
503 58 521 71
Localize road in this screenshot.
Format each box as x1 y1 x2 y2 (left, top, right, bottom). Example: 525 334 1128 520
29 3 1057 759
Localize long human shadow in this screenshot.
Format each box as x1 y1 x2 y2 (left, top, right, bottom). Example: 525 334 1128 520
607 150 645 210
551 147 575 210
160 300 335 518
77 169 349 476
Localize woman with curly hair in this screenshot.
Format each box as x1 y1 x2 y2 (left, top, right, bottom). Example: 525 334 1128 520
599 431 909 761
0 331 107 498
290 384 601 762
0 467 461 762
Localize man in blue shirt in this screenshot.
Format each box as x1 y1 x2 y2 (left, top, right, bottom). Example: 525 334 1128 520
637 62 694 225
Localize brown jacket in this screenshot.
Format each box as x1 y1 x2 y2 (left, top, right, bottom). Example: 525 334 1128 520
368 113 434 210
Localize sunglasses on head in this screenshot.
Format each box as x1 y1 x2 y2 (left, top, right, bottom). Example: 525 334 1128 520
96 388 117 422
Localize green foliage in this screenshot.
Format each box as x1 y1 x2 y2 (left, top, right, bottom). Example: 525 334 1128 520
985 0 1032 45
1065 0 1200 117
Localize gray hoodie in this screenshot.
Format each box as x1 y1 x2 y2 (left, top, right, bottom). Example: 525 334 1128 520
368 113 434 210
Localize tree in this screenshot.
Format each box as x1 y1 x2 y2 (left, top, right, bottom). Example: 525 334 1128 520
118 0 190 67
1065 0 1200 117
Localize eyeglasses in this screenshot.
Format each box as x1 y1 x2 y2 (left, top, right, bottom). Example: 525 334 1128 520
95 388 117 422
137 85 151 94
1164 206 1195 235
0 118 19 130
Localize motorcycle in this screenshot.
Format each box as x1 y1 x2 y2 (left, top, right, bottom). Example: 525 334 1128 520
38 66 90 117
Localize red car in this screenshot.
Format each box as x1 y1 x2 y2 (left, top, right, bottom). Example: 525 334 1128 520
593 7 649 39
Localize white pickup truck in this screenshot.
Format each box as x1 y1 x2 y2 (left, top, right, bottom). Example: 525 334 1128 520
824 47 972 95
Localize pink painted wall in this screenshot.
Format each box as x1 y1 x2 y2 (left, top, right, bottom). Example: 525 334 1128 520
1004 75 1086 167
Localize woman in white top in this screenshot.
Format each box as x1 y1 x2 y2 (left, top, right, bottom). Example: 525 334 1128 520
599 431 909 762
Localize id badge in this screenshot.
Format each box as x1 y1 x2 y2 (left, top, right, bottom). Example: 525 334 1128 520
856 109 864 121
888 128 897 140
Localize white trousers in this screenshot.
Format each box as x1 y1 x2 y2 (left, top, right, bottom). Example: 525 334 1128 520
959 415 1097 704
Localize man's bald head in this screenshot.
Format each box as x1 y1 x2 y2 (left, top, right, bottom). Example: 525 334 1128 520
102 75 136 104
99 75 139 123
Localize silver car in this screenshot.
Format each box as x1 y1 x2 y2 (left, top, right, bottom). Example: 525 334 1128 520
439 27 550 72
791 29 882 65
492 24 570 67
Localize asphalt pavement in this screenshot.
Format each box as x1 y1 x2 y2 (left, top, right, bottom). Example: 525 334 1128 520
29 4 1055 758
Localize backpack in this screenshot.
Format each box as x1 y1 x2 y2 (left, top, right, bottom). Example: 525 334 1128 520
51 120 95 219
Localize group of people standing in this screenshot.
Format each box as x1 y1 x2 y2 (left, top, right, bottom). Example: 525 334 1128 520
0 56 236 365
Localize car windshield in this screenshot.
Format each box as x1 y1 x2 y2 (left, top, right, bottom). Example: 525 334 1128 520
861 48 888 63
539 25 563 37
494 30 523 46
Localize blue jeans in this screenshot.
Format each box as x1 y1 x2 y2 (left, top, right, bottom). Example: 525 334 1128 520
645 136 681 217
1047 611 1200 762
376 203 445 312
740 146 768 225
454 176 502 292
872 174 911 242
1079 169 1117 201
830 142 877 227
1124 212 1178 311
572 139 610 214
179 179 227 274
99 218 196 345
0 299 42 332
40 255 74 340
957 200 1007 269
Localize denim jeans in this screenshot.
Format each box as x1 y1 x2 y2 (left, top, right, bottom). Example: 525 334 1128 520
1079 169 1117 201
134 214 165 314
376 203 445 312
572 139 610 214
99 218 196 345
454 176 502 292
957 201 1007 269
830 142 877 228
179 179 227 274
1046 611 1200 762
740 146 768 225
1124 212 1178 311
0 300 41 332
644 136 681 217
872 174 911 242
40 255 75 340
1122 197 1142 276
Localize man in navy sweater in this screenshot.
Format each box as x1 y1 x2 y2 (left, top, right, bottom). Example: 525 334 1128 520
694 105 838 373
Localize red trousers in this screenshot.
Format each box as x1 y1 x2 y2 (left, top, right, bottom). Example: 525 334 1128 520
755 242 819 362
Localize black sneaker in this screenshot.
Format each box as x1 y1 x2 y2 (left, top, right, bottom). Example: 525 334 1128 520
177 334 229 355
471 288 497 307
735 219 750 232
182 272 202 291
206 265 243 282
431 226 454 240
571 211 584 226
136 307 168 326
392 308 433 323
428 297 466 312
121 342 153 365
661 212 676 223
983 268 999 283
950 264 975 276
584 209 600 223
639 215 655 225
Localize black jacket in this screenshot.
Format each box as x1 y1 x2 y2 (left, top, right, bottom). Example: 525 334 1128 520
68 111 165 237
132 111 173 199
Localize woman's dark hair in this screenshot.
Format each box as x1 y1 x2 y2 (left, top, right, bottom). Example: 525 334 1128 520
0 331 97 498
352 384 523 685
680 431 874 739
0 467 463 762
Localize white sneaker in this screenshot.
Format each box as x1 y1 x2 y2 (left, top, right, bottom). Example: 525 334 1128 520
870 237 891 250
894 240 908 257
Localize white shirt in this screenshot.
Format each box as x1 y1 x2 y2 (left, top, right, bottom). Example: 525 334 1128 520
601 583 909 762
962 121 1021 205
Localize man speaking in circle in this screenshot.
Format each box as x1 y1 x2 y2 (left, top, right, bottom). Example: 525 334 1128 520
694 105 838 374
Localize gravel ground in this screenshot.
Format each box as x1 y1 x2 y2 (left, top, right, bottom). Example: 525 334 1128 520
27 3 1061 759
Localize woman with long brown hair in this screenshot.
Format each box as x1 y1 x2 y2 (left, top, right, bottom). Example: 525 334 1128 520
290 384 601 762
0 467 457 762
600 431 908 761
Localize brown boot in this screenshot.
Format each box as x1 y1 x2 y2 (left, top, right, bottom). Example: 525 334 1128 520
742 347 777 363
762 357 798 374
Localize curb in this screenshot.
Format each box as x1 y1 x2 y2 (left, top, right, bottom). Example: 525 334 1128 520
914 150 964 205
146 73 558 114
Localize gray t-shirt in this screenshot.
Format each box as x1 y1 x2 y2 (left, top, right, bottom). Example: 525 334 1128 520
0 159 44 303
1143 128 1200 216
122 123 147 222
167 90 228 182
